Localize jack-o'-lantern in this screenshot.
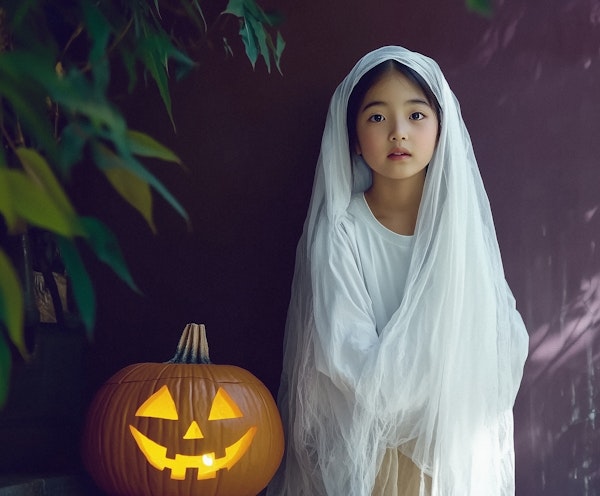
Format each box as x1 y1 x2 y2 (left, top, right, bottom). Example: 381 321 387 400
82 323 284 496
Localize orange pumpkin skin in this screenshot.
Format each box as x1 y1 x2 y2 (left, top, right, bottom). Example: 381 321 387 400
82 326 284 496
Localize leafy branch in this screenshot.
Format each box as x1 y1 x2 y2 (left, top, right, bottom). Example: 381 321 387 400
0 0 285 408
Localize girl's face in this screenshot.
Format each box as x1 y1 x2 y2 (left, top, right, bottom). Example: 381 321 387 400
355 70 439 183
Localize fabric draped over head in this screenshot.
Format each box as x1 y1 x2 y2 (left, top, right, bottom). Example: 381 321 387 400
268 46 529 496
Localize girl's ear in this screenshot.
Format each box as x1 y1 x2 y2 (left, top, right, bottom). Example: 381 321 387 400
354 142 362 156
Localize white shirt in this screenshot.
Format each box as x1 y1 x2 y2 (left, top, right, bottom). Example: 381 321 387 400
311 193 414 392
346 193 414 333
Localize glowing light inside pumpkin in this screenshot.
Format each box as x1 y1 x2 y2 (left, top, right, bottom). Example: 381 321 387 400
129 385 258 480
135 385 179 420
208 387 244 420
183 421 204 439
129 425 257 480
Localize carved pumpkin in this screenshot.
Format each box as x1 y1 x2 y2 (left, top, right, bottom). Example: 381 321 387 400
82 323 284 496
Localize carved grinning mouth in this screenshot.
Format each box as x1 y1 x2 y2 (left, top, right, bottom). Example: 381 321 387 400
129 425 257 480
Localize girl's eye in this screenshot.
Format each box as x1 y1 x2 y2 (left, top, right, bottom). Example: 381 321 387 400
368 114 385 123
410 112 425 121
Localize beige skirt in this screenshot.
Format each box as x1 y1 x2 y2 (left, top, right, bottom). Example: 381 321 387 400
372 449 431 496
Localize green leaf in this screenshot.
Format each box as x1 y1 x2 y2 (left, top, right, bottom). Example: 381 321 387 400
0 332 11 409
239 20 258 68
466 0 492 16
245 0 273 25
92 141 188 228
93 143 156 232
0 248 25 357
82 0 112 93
274 31 285 74
59 123 89 174
0 166 18 232
16 147 77 218
136 31 196 130
126 130 181 164
248 17 271 72
4 170 83 237
0 52 59 159
119 48 138 94
138 36 174 129
50 70 127 138
79 217 140 293
56 237 95 336
222 0 245 18
223 0 285 73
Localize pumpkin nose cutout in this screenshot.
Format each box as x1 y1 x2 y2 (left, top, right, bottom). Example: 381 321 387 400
183 420 204 439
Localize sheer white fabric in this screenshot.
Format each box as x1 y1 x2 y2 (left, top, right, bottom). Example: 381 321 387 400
267 46 529 496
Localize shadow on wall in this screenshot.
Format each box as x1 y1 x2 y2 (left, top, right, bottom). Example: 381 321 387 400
463 0 600 494
517 209 600 495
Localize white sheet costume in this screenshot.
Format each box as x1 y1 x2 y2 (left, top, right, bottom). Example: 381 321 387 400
267 46 529 496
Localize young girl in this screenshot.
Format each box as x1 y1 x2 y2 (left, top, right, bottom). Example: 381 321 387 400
267 46 529 496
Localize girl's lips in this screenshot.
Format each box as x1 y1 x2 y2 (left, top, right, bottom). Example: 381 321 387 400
388 148 411 158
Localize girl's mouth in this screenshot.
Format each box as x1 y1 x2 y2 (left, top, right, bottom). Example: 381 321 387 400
388 147 411 158
388 149 411 159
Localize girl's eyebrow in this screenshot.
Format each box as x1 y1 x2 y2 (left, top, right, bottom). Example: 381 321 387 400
360 98 431 112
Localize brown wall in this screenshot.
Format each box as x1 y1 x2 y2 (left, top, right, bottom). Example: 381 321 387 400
85 0 600 494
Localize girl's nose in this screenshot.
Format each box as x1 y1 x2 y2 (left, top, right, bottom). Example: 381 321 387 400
389 119 408 141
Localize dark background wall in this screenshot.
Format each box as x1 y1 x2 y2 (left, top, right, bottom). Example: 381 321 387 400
4 0 599 494
91 0 600 494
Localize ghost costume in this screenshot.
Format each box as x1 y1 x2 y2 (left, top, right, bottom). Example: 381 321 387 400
267 46 529 496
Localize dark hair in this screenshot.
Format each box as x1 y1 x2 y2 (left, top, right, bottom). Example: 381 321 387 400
346 60 441 148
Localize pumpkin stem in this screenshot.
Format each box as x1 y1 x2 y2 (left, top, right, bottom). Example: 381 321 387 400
169 323 211 364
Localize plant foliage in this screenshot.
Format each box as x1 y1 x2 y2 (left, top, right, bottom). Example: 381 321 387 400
466 0 493 17
0 0 284 408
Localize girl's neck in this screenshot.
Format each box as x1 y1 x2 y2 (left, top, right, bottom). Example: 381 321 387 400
364 172 425 235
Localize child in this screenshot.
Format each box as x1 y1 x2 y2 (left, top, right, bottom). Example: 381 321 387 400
267 46 529 496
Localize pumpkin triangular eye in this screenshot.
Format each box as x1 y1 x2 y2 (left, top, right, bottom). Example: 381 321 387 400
135 385 179 420
208 387 243 420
